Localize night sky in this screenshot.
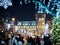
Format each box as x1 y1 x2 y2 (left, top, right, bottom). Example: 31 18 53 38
0 0 53 22
0 0 36 21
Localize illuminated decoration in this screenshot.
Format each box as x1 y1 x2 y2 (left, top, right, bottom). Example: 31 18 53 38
56 1 60 19
12 18 15 21
12 21 36 36
32 0 35 3
43 0 45 3
36 13 45 35
18 22 21 25
35 2 44 13
24 0 27 4
56 10 60 19
34 1 52 14
20 0 22 5
27 0 31 3
14 21 36 35
34 0 60 17
20 0 31 5
52 16 60 45
0 0 12 9
51 6 55 10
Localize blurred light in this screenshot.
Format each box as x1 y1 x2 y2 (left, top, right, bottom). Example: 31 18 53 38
35 2 38 10
15 26 18 32
41 18 44 20
28 0 31 3
7 24 11 30
35 3 37 10
39 3 41 10
8 1 12 6
25 24 28 25
23 24 25 25
10 32 12 34
0 0 12 9
58 1 60 3
49 0 52 2
10 21 14 25
53 0 57 2
47 2 50 7
1 31 3 32
18 22 21 25
6 19 8 22
29 24 30 25
39 18 41 21
56 12 59 19
43 0 45 3
21 29 24 33
32 0 35 3
32 24 34 26
45 8 49 14
24 0 27 4
20 2 22 5
34 23 36 25
42 22 44 24
51 6 55 10
44 23 49 34
24 30 26 34
38 10 43 13
20 0 22 5
12 18 15 21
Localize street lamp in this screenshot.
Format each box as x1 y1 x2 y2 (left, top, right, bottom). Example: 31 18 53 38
12 18 15 21
11 18 15 25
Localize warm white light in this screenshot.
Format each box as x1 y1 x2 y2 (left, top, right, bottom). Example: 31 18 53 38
39 18 41 21
12 18 15 21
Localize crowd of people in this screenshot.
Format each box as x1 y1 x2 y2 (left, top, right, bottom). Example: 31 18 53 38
0 30 53 45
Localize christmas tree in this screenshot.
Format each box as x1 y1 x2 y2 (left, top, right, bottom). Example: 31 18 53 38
52 16 60 45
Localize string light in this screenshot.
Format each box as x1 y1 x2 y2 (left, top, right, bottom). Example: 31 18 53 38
20 0 22 5
0 0 12 9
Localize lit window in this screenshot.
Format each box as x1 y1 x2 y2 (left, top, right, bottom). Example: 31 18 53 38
18 22 21 25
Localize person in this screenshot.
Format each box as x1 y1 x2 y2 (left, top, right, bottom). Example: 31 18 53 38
8 35 13 45
36 36 40 45
40 39 44 45
1 37 5 45
17 34 23 45
8 34 17 45
12 35 17 45
27 36 32 45
44 36 52 45
23 36 27 45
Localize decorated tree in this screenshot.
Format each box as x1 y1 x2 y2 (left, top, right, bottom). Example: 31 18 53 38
52 16 60 45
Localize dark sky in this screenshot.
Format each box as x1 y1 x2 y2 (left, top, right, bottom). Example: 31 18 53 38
0 0 36 21
0 0 53 22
